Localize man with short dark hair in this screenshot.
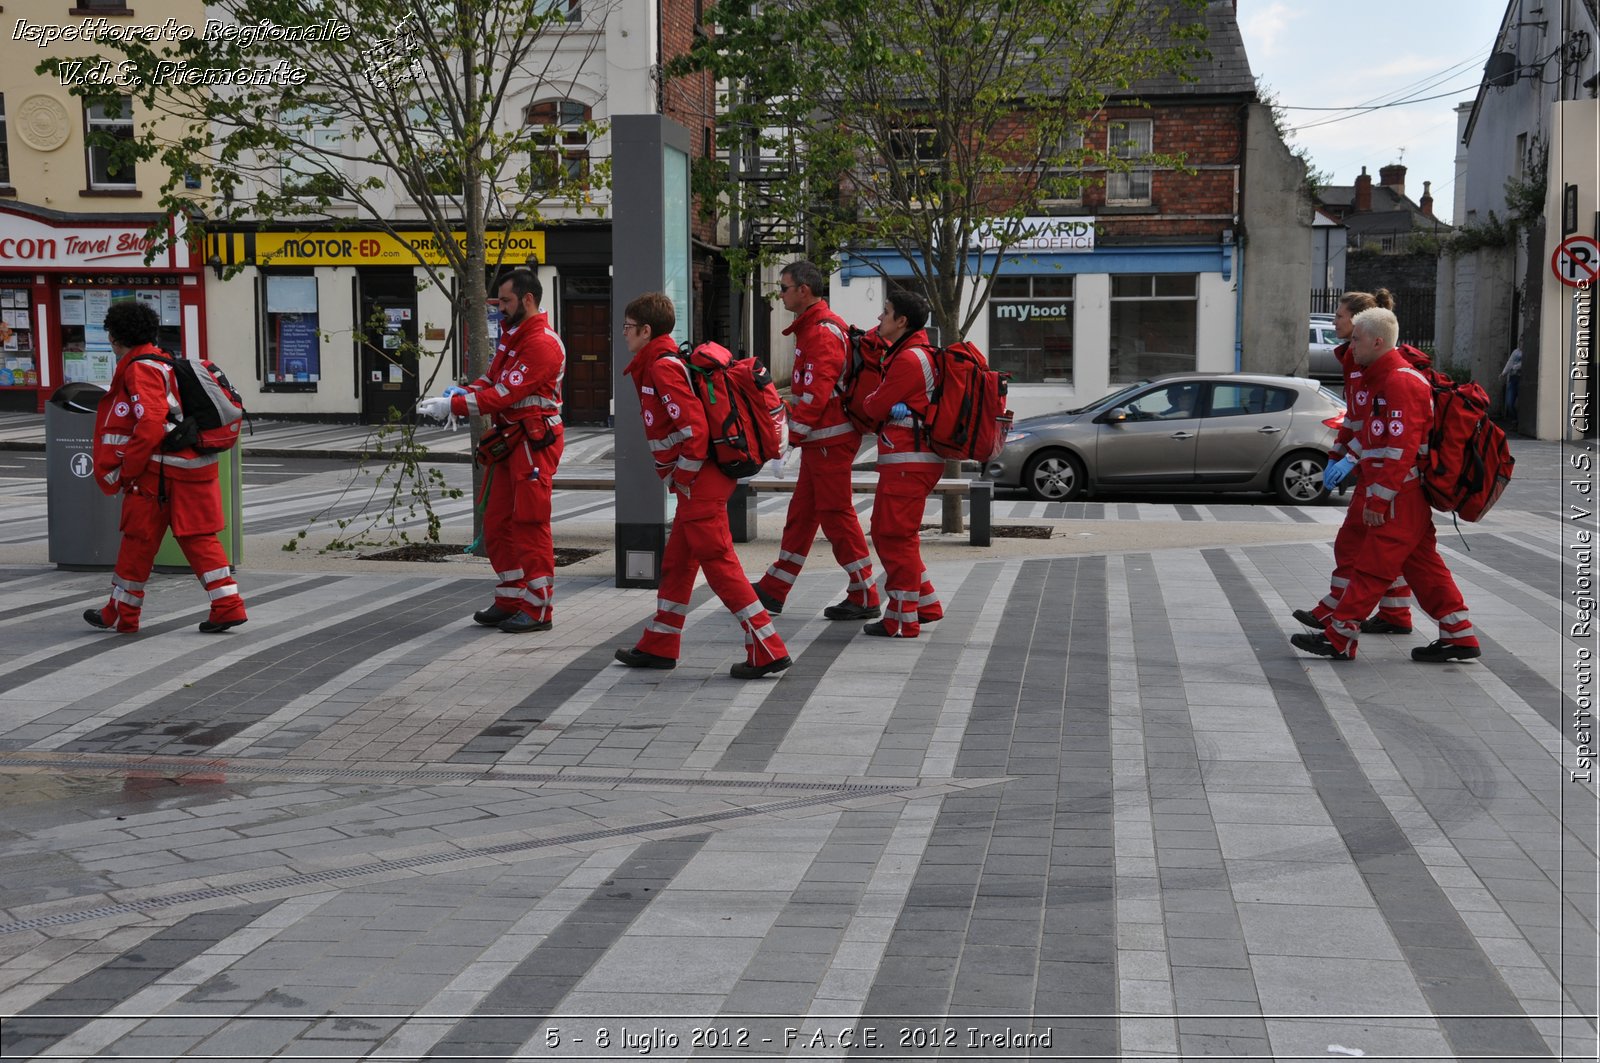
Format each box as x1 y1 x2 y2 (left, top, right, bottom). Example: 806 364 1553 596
1291 307 1480 663
858 288 944 638
613 292 791 678
87 301 247 634
419 269 566 633
752 260 879 622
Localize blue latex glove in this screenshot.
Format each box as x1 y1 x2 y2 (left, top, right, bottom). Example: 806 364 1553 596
890 402 911 419
1323 455 1356 489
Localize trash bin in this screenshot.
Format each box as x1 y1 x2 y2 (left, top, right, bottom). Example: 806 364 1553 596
46 382 121 569
154 445 243 570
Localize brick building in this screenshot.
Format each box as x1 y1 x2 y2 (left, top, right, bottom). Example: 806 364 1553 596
827 0 1311 418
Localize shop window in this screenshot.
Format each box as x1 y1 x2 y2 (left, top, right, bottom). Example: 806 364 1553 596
58 284 181 384
987 274 1073 384
1109 274 1196 382
85 97 136 190
525 99 591 190
534 0 582 20
0 95 10 185
72 0 132 11
262 274 320 390
0 284 37 387
1106 119 1152 205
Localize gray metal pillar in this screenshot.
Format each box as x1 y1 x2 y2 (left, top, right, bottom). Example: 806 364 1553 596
612 115 695 588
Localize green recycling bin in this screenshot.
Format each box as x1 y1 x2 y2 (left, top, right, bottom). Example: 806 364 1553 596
153 446 243 569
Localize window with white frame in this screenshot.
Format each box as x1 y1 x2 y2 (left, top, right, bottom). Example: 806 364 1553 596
888 126 942 203
279 107 342 198
1109 274 1196 382
1106 118 1152 205
525 99 591 189
85 97 136 189
1040 130 1083 204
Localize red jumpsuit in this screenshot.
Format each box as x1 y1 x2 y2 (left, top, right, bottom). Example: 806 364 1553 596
450 310 565 622
756 299 877 609
1306 343 1430 627
624 334 789 665
91 346 245 632
861 329 944 637
1323 347 1478 658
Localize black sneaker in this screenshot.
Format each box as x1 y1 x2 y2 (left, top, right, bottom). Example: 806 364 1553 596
1411 640 1481 663
753 585 784 616
198 618 247 634
823 601 881 621
1360 617 1413 635
730 656 791 679
614 647 676 669
862 621 912 639
498 613 553 634
83 609 112 631
473 604 518 626
1290 632 1351 660
1291 609 1324 630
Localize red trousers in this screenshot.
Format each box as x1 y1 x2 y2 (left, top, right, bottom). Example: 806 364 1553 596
756 440 878 608
1309 483 1413 626
482 432 562 621
1325 486 1476 658
869 464 943 637
635 466 789 665
96 477 244 633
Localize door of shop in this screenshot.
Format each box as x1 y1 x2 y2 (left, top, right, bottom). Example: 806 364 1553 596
562 280 611 424
358 271 419 424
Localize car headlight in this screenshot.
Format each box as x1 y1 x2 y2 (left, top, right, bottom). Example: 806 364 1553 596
1005 430 1032 444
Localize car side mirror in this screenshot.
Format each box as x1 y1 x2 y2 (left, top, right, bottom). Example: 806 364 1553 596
1098 407 1131 424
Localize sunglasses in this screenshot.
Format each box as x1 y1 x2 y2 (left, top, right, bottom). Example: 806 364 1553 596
777 284 794 293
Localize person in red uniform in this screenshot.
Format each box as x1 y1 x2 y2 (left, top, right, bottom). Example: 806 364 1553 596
1294 289 1421 636
87 301 247 634
418 270 566 633
1291 307 1481 663
753 260 880 622
613 292 792 679
859 289 944 638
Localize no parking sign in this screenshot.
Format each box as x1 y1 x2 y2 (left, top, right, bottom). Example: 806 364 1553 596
1552 234 1600 288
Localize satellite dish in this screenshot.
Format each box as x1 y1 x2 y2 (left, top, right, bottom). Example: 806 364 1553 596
1484 52 1517 88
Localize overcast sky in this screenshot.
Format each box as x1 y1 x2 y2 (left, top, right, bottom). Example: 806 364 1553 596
1237 0 1509 224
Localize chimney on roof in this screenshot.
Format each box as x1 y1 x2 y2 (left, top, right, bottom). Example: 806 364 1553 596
1355 167 1373 213
1420 181 1434 219
1378 162 1407 199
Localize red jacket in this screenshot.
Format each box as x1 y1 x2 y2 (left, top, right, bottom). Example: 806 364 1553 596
784 299 856 448
624 334 708 496
451 309 565 437
1356 346 1432 519
1332 342 1431 464
93 344 218 495
862 329 942 467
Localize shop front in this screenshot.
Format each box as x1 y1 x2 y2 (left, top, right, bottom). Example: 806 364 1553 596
0 202 206 412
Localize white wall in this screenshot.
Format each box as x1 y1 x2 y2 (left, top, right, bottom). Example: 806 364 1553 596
1537 99 1599 440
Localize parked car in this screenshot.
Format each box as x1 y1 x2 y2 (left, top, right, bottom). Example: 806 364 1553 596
1309 318 1342 379
985 372 1347 503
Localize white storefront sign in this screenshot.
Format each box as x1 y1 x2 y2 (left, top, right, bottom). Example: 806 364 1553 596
975 216 1095 254
0 214 165 268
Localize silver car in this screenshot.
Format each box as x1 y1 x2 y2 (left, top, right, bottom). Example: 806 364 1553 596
985 372 1347 503
1308 318 1342 379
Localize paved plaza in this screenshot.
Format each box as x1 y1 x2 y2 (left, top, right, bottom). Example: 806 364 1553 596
0 431 1593 1061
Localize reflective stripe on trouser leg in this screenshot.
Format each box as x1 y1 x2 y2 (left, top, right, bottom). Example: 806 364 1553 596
809 442 876 606
103 572 145 631
870 467 938 638
1434 609 1476 645
916 569 942 622
1315 575 1350 619
757 464 822 603
175 532 246 622
732 598 786 665
105 491 170 632
494 567 526 607
1315 500 1368 621
1376 576 1413 626
841 555 879 607
522 576 554 622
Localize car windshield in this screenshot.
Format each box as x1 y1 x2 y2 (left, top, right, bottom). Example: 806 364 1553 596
1065 380 1151 415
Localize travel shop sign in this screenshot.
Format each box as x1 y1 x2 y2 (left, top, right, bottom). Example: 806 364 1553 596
206 230 547 268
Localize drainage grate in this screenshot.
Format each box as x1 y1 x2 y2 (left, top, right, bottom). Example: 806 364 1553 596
0 786 917 936
0 755 906 795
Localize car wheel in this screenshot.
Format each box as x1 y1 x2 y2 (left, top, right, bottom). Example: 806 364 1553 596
1273 451 1329 505
1024 450 1085 502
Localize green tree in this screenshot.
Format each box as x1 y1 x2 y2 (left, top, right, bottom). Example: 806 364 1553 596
672 0 1209 337
41 0 608 546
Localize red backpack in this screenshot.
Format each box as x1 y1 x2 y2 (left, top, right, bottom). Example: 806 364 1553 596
1418 369 1513 521
132 352 246 453
920 341 1013 463
835 325 888 434
682 342 786 479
